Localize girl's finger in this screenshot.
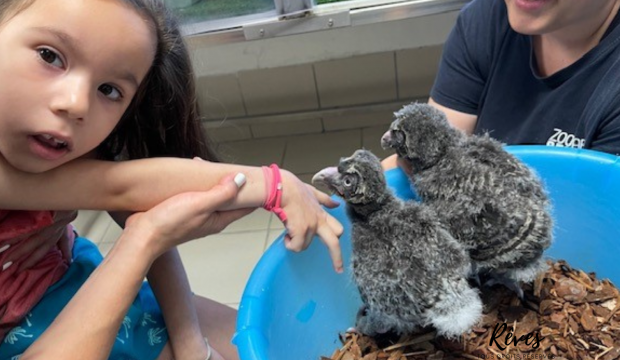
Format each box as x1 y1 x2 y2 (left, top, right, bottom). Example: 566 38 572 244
308 185 340 208
316 225 343 274
282 224 305 253
17 237 56 272
59 226 75 263
3 231 31 248
326 214 344 237
302 226 314 252
2 231 49 263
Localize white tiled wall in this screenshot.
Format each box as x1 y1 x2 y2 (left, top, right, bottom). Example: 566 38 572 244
196 74 247 121
251 117 323 138
203 44 441 144
239 64 319 115
315 52 398 108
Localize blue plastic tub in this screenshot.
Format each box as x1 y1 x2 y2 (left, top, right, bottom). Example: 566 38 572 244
234 146 620 360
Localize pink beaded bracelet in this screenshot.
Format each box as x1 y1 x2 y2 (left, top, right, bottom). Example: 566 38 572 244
262 164 287 222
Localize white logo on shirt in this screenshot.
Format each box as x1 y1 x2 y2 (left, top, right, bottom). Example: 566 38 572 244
546 128 585 148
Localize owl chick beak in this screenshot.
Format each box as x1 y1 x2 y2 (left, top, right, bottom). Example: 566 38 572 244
381 129 394 150
312 167 344 197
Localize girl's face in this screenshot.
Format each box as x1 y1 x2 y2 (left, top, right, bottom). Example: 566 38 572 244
504 0 614 36
0 0 156 173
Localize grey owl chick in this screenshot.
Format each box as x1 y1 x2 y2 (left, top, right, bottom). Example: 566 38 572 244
381 103 553 296
312 149 482 338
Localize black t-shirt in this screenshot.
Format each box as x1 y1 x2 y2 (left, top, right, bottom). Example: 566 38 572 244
430 0 620 155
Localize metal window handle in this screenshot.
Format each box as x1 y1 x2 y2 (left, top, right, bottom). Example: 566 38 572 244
275 0 315 18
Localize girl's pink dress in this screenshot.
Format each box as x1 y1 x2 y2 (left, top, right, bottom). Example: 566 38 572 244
0 210 72 339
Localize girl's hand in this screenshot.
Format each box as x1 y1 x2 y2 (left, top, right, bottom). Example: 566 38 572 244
4 210 77 272
279 170 344 273
125 174 252 260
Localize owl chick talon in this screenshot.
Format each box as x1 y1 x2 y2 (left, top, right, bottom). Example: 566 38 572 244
484 275 525 300
472 273 482 287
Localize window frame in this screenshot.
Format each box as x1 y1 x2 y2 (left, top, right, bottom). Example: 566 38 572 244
181 0 469 43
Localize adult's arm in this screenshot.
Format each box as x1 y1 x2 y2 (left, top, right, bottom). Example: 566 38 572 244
428 97 478 135
108 211 219 360
382 0 495 170
20 176 248 360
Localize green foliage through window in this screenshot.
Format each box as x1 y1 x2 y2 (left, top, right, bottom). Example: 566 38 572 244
316 0 349 3
171 0 355 25
173 0 276 24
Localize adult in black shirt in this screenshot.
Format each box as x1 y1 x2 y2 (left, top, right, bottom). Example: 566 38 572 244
384 0 620 169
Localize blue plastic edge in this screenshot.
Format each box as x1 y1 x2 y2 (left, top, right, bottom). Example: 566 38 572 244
234 145 620 360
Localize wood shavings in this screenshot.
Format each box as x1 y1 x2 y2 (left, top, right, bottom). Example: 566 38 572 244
321 260 620 360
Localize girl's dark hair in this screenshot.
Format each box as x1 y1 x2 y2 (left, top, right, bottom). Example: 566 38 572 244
98 0 220 162
0 0 219 162
0 0 35 23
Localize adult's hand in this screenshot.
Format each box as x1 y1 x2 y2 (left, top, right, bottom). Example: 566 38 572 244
125 174 253 260
18 178 250 360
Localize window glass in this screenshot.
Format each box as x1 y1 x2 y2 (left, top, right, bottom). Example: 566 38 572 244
166 0 276 25
169 0 450 29
317 0 409 8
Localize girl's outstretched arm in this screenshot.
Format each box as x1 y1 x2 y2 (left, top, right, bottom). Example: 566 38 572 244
0 156 344 272
0 156 264 211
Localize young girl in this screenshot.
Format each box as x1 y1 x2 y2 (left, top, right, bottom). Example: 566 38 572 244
0 0 343 359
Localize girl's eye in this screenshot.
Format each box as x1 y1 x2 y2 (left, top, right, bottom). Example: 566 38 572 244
98 84 122 101
38 48 64 68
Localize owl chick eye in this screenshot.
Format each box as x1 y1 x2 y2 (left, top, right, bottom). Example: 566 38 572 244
393 130 405 143
343 175 355 188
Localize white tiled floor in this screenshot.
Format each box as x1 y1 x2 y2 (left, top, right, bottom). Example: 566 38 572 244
71 123 395 309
